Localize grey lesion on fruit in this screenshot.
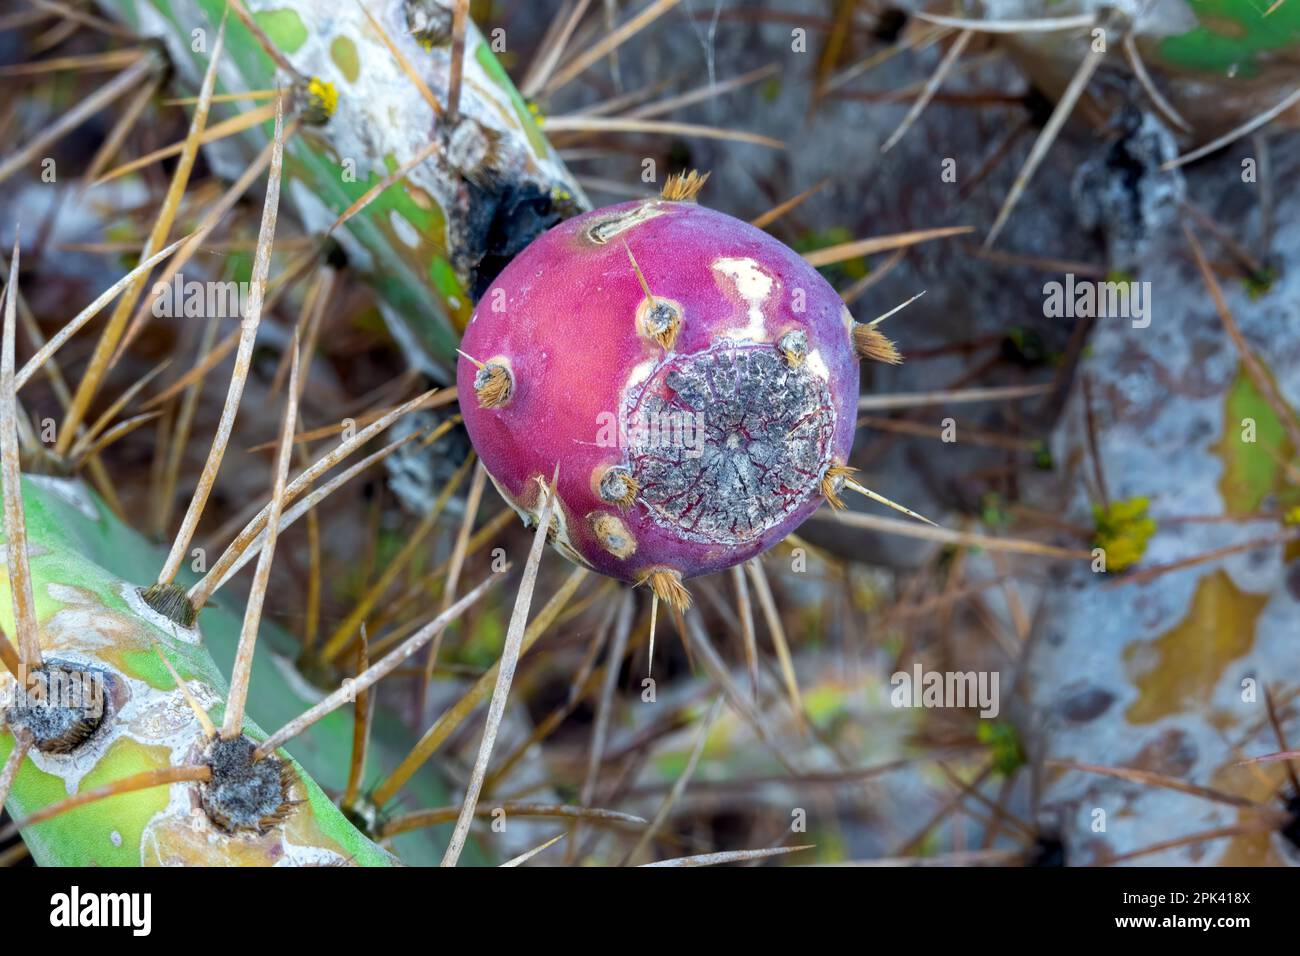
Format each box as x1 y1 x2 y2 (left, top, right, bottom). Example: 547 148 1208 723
778 329 808 367
589 512 637 559
3 659 111 755
585 201 666 244
624 343 835 545
511 473 593 569
199 735 298 836
472 357 514 408
636 295 683 351
597 465 638 508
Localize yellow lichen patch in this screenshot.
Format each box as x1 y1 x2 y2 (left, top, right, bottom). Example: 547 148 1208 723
661 169 710 202
1122 570 1268 724
1092 496 1157 572
1214 816 1284 866
304 77 339 125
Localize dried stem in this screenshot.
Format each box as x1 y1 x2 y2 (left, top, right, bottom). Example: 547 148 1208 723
621 695 723 864
255 571 505 759
545 0 682 93
1164 85 1300 170
372 567 589 809
187 389 440 605
640 845 812 867
0 52 157 186
1 765 211 840
158 95 286 587
985 38 1103 247
880 29 972 154
803 226 971 266
318 452 476 665
0 731 32 814
580 592 634 812
730 564 759 696
13 237 191 392
441 468 561 867
421 460 489 692
1 242 41 668
500 833 565 866
221 333 300 739
56 19 226 455
746 560 803 728
823 510 1092 559
386 802 645 839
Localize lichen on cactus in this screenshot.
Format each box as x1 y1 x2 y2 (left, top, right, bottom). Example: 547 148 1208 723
458 175 917 605
0 476 397 866
99 0 589 379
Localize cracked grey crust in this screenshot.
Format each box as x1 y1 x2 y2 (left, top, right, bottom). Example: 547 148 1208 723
1071 107 1186 269
622 342 835 545
200 735 295 835
3 660 110 754
598 465 636 504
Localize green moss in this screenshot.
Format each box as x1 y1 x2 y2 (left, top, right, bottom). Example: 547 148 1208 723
253 8 308 54
977 721 1025 776
1243 266 1277 300
460 608 504 668
803 685 849 725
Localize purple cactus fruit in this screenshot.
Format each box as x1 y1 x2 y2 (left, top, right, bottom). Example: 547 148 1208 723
457 174 894 606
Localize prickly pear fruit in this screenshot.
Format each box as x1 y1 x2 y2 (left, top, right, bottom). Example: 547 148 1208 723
457 183 872 598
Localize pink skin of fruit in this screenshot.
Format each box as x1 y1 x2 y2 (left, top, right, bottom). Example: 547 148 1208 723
457 196 861 586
